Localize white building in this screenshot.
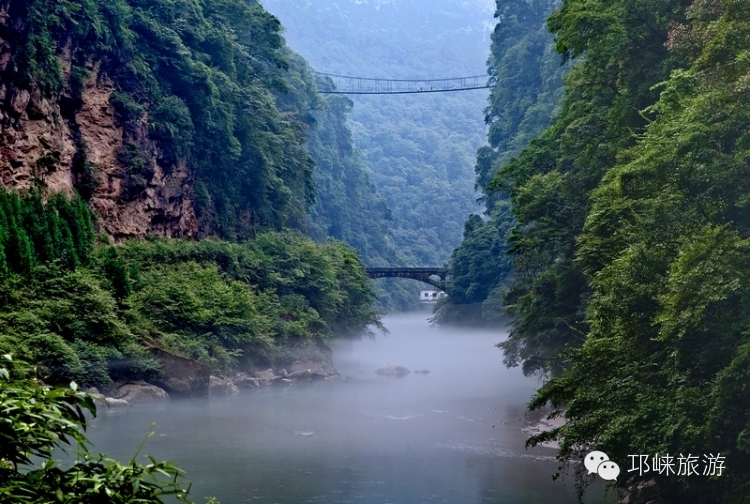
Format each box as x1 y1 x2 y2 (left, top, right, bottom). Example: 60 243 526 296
420 290 446 303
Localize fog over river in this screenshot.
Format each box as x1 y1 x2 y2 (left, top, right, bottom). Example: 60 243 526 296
83 314 611 503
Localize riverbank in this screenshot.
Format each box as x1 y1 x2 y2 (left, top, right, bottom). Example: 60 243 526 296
0 234 380 395
523 410 564 449
83 336 342 406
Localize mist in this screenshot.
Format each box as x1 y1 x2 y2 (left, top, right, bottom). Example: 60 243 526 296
82 314 611 503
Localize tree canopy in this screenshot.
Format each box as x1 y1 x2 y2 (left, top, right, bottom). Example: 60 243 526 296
456 0 750 501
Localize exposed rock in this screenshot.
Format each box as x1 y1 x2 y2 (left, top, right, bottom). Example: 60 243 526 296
375 365 411 376
85 387 128 407
231 372 260 389
287 369 313 382
258 337 340 381
103 397 129 407
209 376 239 396
86 390 108 403
254 368 278 381
0 39 11 72
149 345 210 398
110 380 169 404
79 77 198 241
311 364 338 379
0 63 198 242
522 413 564 449
8 87 29 116
27 85 51 120
618 479 669 504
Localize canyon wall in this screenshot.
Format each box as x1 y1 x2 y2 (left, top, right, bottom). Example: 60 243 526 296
0 2 197 241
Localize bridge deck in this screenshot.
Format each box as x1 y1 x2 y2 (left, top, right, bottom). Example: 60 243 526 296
316 73 490 95
365 267 447 290
365 268 443 275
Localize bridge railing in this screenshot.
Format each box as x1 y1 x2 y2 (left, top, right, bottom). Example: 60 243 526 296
364 268 448 290
315 73 490 95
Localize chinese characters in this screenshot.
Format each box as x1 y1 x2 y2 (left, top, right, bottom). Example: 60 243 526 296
626 454 725 477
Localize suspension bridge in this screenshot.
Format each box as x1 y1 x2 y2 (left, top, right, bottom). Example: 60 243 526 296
315 72 490 95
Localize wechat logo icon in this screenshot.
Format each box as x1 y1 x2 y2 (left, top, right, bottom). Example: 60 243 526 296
585 451 620 481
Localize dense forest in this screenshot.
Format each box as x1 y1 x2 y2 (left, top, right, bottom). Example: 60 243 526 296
5 0 750 502
274 50 400 268
0 1 384 499
445 0 750 502
435 0 566 325
264 0 495 309
0 191 379 390
0 0 384 382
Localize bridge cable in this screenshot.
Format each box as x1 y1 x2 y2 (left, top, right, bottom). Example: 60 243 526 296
314 72 491 95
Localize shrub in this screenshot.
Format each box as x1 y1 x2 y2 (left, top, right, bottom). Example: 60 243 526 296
0 355 215 503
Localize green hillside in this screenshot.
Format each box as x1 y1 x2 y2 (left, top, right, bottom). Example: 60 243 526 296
263 0 493 268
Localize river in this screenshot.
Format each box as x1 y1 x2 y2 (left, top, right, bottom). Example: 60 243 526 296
83 313 612 503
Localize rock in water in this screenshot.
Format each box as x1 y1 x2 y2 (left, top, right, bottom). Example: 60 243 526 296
104 397 129 407
254 368 278 382
231 372 260 389
149 346 210 398
287 369 313 381
208 376 240 396
111 380 169 404
375 365 411 376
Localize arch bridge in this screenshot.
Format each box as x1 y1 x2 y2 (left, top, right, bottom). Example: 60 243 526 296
365 267 447 290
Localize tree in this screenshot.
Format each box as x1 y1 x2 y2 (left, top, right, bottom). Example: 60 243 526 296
527 1 750 501
493 0 691 374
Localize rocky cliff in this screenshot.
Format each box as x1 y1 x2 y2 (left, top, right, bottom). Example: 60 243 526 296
0 0 320 241
0 20 198 241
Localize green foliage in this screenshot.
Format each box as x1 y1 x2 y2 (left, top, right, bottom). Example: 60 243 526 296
0 190 93 278
502 0 750 501
478 0 568 205
117 142 151 197
148 96 194 165
488 0 691 374
8 0 316 238
0 267 159 388
0 355 213 503
129 261 275 370
1 226 379 384
71 140 102 200
264 0 491 269
109 91 144 126
434 201 515 325
439 0 566 325
69 66 92 100
0 185 378 383
270 50 414 309
116 233 381 339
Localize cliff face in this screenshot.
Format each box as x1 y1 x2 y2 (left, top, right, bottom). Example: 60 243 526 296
0 2 197 241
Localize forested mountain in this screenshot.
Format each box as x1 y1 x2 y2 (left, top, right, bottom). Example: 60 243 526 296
273 50 400 268
263 0 494 272
436 0 566 325
451 0 750 501
0 0 381 405
0 0 319 239
494 0 690 377
0 2 391 499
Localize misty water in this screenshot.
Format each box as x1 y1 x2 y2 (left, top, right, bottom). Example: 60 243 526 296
83 314 610 503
